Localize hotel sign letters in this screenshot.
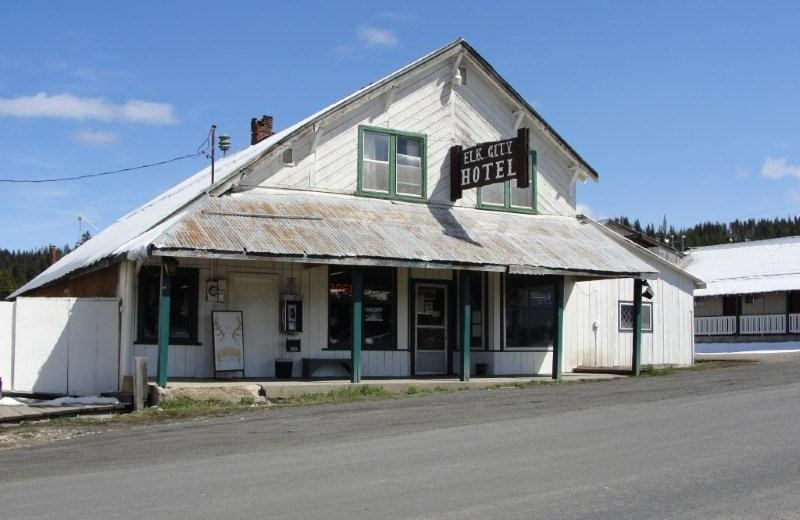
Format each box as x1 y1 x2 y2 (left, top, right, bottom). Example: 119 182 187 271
450 127 529 201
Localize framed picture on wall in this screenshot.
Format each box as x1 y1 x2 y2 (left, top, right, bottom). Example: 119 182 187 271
212 310 245 375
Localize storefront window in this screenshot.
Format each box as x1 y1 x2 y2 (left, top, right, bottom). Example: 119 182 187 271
505 274 554 348
136 266 199 344
328 267 396 349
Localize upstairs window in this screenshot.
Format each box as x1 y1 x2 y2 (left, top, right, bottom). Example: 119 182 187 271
478 150 537 213
358 126 426 200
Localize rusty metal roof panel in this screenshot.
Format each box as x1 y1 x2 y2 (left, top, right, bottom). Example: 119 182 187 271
152 190 657 276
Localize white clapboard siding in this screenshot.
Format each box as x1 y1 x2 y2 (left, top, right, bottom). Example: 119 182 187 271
245 57 578 217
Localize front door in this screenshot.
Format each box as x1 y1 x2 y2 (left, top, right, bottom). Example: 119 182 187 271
414 283 448 375
229 273 279 377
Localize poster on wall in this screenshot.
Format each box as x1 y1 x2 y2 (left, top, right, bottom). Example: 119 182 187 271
212 310 245 374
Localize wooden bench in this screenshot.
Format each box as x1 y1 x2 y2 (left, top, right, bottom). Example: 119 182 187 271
301 358 353 379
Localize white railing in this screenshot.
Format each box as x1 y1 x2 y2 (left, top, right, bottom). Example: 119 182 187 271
695 316 737 336
790 313 800 334
740 314 786 335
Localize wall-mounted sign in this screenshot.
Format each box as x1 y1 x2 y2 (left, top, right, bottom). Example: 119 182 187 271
450 128 529 201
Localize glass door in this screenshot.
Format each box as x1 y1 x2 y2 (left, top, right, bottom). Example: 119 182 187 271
415 283 447 375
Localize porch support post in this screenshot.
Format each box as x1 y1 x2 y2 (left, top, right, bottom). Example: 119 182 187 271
786 291 791 334
735 295 741 335
156 262 173 388
351 268 363 383
631 279 643 377
552 276 564 380
461 272 471 382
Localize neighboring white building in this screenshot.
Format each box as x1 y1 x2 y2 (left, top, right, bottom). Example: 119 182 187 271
683 236 800 339
5 40 702 393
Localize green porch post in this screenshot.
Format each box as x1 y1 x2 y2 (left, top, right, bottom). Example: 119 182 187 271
351 268 363 383
632 279 643 377
156 265 173 388
461 272 471 382
552 276 564 380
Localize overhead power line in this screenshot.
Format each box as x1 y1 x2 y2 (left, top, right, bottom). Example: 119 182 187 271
0 152 201 183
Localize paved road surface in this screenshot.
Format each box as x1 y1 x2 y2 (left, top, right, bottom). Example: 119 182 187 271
1 356 799 519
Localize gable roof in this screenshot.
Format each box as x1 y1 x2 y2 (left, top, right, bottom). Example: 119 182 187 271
682 235 800 297
11 39 600 298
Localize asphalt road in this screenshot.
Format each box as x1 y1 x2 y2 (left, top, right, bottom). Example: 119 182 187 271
1 355 799 519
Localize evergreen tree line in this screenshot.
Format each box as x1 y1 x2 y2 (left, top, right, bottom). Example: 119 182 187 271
0 231 91 299
613 215 800 250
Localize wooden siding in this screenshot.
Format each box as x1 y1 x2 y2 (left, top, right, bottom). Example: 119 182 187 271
563 267 695 369
23 263 119 298
245 56 578 216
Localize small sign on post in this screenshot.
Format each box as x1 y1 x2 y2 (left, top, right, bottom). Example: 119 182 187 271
450 127 529 201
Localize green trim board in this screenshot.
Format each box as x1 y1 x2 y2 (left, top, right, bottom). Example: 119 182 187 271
477 150 537 213
357 125 427 202
156 269 172 388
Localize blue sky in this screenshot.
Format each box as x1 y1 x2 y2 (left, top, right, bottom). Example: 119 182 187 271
1 1 799 250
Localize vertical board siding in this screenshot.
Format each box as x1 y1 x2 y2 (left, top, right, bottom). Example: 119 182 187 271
564 266 695 371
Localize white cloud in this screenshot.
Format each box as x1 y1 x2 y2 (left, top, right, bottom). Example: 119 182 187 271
761 157 800 180
0 92 178 125
72 129 119 145
356 25 399 47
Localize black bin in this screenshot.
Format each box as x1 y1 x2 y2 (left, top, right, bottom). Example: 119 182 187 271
274 360 293 379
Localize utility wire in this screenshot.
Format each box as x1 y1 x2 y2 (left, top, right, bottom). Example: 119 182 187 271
0 152 201 183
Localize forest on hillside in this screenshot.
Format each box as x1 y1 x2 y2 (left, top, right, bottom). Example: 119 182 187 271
613 215 800 250
0 232 91 299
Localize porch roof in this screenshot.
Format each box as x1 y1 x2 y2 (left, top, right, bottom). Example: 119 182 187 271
150 189 658 279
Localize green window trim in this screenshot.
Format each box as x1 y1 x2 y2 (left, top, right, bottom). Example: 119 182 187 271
477 150 538 214
357 125 427 202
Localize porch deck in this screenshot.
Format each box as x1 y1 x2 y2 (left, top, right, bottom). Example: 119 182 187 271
160 373 623 399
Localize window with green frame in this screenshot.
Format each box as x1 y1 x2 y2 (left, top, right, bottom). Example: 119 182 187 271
357 125 427 201
477 150 537 213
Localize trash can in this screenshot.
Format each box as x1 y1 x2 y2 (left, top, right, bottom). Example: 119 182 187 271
275 359 294 379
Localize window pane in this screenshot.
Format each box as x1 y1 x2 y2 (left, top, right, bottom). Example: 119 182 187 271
364 267 394 348
642 303 652 331
620 303 634 330
139 267 160 342
510 182 532 208
505 275 555 347
469 272 483 348
328 269 353 349
169 270 197 341
396 136 422 197
362 131 390 193
481 182 504 206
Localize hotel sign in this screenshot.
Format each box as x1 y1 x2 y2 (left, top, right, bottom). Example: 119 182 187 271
450 128 529 201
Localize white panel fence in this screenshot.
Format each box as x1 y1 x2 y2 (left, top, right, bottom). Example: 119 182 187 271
740 314 786 335
695 316 737 336
1 297 119 395
696 313 800 336
790 313 800 334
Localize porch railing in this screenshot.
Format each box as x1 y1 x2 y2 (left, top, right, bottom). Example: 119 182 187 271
695 316 737 336
790 313 800 333
739 314 786 335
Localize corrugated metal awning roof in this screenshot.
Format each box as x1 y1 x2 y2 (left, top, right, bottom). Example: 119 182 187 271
151 189 657 278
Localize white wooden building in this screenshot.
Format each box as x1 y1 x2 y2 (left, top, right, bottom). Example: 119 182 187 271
682 236 800 339
7 40 702 392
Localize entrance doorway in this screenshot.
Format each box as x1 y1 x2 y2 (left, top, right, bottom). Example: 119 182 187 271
414 283 448 375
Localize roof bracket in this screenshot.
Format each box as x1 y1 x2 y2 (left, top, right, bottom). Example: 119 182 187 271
513 109 525 132
312 122 325 151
